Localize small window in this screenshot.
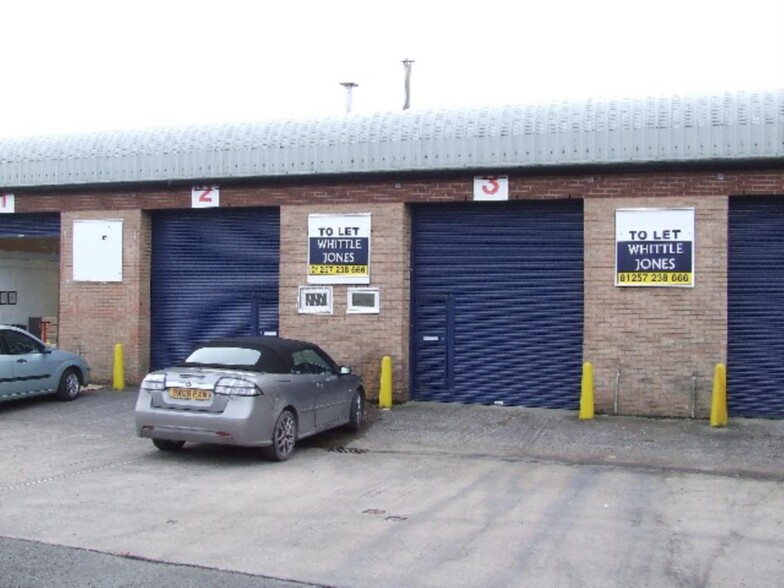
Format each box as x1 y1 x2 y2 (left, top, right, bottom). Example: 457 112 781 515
347 288 380 314
298 286 333 315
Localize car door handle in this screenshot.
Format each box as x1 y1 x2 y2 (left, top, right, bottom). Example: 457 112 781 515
16 358 27 364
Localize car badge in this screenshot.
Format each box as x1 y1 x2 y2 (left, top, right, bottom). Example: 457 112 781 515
185 380 191 387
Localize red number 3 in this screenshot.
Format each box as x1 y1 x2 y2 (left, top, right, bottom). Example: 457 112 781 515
482 177 500 195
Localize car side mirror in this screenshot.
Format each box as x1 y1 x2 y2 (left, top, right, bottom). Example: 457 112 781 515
339 366 352 375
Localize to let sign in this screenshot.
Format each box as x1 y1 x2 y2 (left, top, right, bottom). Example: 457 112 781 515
615 208 695 287
191 185 220 208
308 213 371 284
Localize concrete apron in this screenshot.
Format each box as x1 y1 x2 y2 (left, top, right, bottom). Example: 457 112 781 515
1 390 783 587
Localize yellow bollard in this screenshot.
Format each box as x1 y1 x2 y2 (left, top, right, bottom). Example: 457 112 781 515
579 362 594 420
710 363 728 427
379 355 392 409
113 343 125 390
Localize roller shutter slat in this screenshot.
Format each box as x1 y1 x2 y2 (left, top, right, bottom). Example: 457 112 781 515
150 208 279 370
0 213 59 237
412 202 583 408
728 198 784 418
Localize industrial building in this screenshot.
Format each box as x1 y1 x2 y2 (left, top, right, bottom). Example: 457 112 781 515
1 88 783 417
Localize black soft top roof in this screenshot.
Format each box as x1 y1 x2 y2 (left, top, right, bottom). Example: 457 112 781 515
182 336 330 374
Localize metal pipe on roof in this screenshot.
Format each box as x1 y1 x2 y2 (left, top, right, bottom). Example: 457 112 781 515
340 82 358 114
402 59 414 110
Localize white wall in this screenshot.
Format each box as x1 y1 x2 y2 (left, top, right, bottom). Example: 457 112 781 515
0 251 59 327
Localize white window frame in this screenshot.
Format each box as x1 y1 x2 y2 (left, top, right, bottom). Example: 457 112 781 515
346 287 380 314
297 286 333 315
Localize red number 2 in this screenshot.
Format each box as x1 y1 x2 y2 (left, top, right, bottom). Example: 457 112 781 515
198 189 213 202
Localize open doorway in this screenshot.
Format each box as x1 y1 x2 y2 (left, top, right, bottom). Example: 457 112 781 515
0 214 61 343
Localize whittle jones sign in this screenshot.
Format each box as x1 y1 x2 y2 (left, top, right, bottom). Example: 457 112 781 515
615 208 695 287
307 213 371 284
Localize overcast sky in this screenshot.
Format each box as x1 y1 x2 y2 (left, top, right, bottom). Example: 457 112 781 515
1 0 783 138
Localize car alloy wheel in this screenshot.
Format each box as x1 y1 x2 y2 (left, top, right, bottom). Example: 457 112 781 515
56 369 81 401
266 409 296 462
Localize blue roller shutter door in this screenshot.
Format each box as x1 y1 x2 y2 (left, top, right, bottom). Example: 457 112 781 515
0 213 60 237
150 208 279 370
412 201 583 408
728 197 784 418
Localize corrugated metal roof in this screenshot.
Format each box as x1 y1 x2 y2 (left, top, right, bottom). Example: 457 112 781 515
1 89 782 188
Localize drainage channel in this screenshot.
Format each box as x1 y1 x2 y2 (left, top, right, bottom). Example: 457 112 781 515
328 447 369 454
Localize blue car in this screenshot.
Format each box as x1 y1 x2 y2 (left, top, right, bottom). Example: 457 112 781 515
0 325 91 403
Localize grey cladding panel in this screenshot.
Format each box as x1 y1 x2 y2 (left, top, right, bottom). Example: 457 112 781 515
1 89 782 188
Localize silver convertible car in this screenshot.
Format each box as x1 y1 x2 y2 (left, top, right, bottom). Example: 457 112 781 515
135 336 366 461
0 325 91 403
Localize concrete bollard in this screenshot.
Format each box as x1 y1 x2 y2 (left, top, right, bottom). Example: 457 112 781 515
113 343 125 390
579 362 594 420
710 363 728 427
379 355 392 409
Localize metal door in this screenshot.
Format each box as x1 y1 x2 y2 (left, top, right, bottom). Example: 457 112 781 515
411 201 584 408
728 197 784 417
0 213 59 237
413 294 454 398
252 291 279 336
150 208 279 370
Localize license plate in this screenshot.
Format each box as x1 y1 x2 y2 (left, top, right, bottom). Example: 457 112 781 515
168 388 212 401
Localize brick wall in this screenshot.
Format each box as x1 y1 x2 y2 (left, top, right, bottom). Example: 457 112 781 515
279 203 410 402
14 168 784 412
59 210 150 385
584 197 727 417
574 170 783 417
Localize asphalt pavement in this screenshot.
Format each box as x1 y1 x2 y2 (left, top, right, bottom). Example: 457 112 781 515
1 389 783 587
360 401 784 480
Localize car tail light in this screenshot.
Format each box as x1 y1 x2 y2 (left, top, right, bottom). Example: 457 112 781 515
140 373 166 392
214 377 262 397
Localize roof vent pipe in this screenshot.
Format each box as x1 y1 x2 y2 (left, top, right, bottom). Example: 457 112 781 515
402 59 414 110
340 82 359 113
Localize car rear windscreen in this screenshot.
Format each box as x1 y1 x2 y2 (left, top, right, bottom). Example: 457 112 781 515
184 347 262 367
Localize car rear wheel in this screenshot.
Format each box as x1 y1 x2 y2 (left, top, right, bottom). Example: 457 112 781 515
56 368 81 401
152 439 185 451
346 390 365 432
264 409 297 462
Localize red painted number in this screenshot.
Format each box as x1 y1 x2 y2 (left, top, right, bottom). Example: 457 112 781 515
198 189 213 202
481 177 500 195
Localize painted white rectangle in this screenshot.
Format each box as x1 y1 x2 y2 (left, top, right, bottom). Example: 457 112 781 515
0 193 15 213
73 220 123 282
473 176 509 201
191 185 220 208
422 336 439 342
